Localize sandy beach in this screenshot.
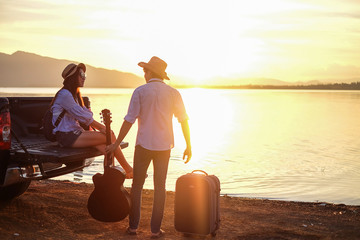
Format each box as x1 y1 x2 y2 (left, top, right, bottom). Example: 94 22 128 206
0 180 359 240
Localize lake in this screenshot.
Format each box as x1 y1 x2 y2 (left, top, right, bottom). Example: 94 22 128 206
1 87 360 205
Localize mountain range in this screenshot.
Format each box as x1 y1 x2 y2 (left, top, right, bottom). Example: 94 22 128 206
0 51 143 88
1 51 358 88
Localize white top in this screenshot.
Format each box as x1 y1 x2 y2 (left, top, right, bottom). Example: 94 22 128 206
52 89 94 133
124 78 188 151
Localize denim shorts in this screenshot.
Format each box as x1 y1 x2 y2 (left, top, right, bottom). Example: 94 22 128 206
56 130 82 147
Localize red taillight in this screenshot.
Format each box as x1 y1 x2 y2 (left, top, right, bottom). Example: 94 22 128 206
0 111 11 150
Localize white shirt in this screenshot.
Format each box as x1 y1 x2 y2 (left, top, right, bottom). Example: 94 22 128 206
124 78 188 151
52 89 94 133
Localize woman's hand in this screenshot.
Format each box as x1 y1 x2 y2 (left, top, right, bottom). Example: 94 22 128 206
99 128 106 135
90 119 105 132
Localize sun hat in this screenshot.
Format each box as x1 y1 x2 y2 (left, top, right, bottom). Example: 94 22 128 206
138 56 170 80
62 63 86 80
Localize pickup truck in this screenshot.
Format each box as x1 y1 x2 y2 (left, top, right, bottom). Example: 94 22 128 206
0 96 128 201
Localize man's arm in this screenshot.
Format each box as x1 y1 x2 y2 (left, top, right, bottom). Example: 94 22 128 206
105 120 133 153
116 120 133 146
181 120 192 163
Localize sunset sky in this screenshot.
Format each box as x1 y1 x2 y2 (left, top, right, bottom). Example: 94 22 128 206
1 0 359 85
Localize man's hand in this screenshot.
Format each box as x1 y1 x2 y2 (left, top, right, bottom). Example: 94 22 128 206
183 147 192 164
180 120 191 164
105 143 117 154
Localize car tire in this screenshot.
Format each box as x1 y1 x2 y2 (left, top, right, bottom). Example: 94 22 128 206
0 180 31 201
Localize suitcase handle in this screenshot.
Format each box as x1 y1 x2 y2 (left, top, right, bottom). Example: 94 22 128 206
191 170 208 176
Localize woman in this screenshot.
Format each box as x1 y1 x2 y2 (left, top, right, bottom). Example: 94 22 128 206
51 63 133 178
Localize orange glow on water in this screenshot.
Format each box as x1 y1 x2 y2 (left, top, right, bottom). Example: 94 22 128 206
175 88 236 170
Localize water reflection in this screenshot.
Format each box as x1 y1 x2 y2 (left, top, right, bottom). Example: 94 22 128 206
52 88 360 205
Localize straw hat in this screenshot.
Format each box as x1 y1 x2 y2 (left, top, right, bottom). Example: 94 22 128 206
138 56 170 80
62 63 86 80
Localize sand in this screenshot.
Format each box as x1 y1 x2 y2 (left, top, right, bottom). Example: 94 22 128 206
0 180 359 240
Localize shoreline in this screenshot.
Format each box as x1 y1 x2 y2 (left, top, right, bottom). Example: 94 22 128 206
0 180 359 239
220 195 359 208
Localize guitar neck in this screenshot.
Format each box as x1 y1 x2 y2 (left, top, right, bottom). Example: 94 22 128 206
105 122 111 146
105 124 113 166
102 109 114 167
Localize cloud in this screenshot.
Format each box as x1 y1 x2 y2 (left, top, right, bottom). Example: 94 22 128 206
0 1 64 24
325 12 360 19
307 64 360 78
1 0 359 82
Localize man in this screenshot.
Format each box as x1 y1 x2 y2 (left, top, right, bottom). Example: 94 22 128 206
106 56 191 238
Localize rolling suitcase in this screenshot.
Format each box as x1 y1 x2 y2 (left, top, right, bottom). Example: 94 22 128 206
174 170 220 236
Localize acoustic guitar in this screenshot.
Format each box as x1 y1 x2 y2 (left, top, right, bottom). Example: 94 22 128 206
87 109 131 222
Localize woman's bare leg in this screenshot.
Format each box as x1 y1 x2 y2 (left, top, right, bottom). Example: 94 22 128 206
72 131 133 177
72 131 106 147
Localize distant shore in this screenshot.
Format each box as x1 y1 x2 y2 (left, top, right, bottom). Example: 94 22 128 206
0 180 359 239
2 81 360 92
173 81 360 90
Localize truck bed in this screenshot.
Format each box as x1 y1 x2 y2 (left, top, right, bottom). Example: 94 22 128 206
11 136 128 163
1 96 129 193
7 135 128 181
7 96 124 164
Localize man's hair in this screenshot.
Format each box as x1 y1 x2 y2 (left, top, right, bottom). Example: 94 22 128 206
148 70 163 80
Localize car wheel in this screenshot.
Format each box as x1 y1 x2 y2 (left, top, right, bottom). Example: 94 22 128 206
0 180 31 201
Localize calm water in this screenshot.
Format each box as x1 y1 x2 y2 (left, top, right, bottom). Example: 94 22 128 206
1 88 360 205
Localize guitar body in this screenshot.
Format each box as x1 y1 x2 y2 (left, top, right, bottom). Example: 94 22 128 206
87 109 131 222
87 166 130 222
